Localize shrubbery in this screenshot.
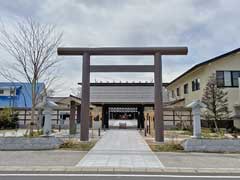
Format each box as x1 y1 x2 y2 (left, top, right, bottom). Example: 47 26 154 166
60 140 96 151
149 142 184 152
0 108 18 129
24 129 43 137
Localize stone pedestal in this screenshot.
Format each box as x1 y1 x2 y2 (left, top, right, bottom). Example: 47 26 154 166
187 100 206 138
43 108 52 136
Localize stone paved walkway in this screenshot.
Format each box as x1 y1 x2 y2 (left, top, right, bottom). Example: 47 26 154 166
76 129 164 168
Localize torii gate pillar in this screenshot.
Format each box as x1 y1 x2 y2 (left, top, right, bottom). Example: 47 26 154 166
81 53 90 141
154 52 164 142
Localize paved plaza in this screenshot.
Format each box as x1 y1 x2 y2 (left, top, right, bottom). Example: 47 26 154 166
0 150 87 166
156 152 240 169
76 129 164 168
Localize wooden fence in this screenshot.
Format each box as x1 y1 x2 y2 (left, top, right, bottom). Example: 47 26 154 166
144 107 192 136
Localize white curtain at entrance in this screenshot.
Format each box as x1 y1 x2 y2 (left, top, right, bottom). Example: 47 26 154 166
108 107 138 127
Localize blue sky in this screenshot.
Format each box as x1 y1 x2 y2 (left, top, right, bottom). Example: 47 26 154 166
0 0 239 96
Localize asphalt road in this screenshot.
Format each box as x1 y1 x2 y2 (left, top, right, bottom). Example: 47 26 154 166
0 174 239 180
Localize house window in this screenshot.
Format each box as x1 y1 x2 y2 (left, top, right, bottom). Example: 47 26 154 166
184 83 188 94
196 78 200 90
224 71 232 86
232 71 240 87
192 78 200 91
176 88 180 96
216 71 240 87
171 90 175 98
192 81 195 91
0 89 3 94
216 71 224 87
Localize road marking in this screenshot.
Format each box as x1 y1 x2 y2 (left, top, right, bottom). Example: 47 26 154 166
0 174 239 178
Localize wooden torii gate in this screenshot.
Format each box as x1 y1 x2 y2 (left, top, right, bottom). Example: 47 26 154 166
57 47 188 142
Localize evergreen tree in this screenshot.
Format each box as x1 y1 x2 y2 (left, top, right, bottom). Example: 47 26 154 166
202 73 229 132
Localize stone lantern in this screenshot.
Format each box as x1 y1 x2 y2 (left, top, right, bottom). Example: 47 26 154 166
187 100 206 138
37 96 58 136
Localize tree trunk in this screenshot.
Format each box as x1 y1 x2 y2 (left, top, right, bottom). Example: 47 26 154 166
30 80 36 135
37 109 43 130
213 119 219 132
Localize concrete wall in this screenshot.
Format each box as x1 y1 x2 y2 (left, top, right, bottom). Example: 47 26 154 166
183 139 240 152
0 137 63 150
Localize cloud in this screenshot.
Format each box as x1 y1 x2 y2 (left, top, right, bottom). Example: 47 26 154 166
0 0 239 96
0 0 42 18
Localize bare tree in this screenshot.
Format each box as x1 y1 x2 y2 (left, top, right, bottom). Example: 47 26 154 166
202 73 230 132
70 86 82 98
0 18 63 133
175 111 189 130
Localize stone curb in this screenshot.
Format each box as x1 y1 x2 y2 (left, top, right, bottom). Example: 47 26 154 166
0 166 240 174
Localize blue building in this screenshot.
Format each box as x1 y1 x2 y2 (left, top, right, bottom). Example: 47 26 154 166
0 82 45 109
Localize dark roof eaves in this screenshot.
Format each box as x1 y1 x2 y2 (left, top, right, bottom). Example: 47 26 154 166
78 82 169 87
